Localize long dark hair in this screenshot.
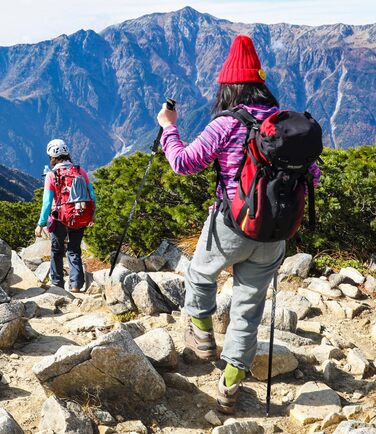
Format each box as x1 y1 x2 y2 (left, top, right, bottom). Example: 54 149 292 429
212 82 279 114
50 154 72 167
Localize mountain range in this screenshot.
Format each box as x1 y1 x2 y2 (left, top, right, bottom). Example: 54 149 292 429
0 7 375 177
0 165 42 201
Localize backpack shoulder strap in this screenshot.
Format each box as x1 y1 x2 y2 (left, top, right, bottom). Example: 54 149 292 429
214 108 260 130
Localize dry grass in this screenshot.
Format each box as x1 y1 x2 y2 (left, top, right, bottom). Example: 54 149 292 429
80 386 102 416
175 235 200 257
176 234 233 278
84 257 110 272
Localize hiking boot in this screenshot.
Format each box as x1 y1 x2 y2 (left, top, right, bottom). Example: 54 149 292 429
216 372 241 414
70 288 80 293
184 321 217 361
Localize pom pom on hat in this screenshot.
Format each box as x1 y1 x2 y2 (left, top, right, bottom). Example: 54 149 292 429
218 35 266 84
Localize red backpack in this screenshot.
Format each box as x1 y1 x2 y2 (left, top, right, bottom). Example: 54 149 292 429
207 108 323 250
52 165 95 229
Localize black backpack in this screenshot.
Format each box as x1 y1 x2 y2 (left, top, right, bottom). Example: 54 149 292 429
207 108 323 250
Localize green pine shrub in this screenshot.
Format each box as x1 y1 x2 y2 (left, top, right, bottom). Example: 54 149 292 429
85 145 375 264
0 189 43 249
1 145 373 270
288 145 376 261
85 151 216 259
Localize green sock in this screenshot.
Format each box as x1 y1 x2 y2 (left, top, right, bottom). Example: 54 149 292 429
224 363 246 387
191 316 213 332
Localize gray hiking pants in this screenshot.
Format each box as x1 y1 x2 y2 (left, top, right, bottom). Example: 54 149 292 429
184 211 285 371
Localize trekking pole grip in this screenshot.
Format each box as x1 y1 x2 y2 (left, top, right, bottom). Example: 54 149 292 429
152 97 176 152
166 97 176 111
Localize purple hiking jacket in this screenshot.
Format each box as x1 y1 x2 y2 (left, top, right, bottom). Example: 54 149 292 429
161 104 321 202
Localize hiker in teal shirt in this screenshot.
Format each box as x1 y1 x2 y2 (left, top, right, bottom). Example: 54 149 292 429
35 139 96 293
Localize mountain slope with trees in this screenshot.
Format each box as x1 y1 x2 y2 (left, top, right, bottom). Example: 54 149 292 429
0 165 42 201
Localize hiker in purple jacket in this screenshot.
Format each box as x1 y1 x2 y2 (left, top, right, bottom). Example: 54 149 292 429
157 35 320 414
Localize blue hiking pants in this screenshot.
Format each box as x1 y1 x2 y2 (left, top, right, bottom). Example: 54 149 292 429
50 221 85 290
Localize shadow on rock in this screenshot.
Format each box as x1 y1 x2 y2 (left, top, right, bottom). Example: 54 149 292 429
142 383 219 432
324 368 372 394
180 349 218 377
0 385 31 401
19 334 79 357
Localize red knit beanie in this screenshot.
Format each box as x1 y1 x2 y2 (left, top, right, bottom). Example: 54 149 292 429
217 35 266 84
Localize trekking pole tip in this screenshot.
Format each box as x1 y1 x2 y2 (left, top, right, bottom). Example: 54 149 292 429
266 401 270 417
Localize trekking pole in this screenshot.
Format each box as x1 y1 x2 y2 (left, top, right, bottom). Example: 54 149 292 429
266 271 278 416
109 97 176 277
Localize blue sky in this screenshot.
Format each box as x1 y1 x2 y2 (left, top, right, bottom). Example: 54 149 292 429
0 0 375 46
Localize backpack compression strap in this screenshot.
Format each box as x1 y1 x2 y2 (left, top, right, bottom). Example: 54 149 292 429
306 174 316 228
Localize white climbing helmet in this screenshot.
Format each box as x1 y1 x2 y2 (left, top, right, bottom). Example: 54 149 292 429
46 139 70 158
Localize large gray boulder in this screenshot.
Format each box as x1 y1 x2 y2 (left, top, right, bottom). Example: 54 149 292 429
0 302 25 349
274 291 312 320
0 240 12 283
289 381 341 425
147 272 185 309
262 303 298 332
6 251 40 289
117 253 145 273
132 280 170 315
117 253 145 272
103 266 135 314
40 396 93 434
339 267 365 285
212 419 264 434
250 340 298 381
308 278 343 298
279 253 313 278
135 328 177 368
0 287 10 304
333 421 376 434
22 239 51 262
0 408 24 434
154 240 190 273
92 265 129 289
144 255 166 272
34 262 51 283
32 329 166 406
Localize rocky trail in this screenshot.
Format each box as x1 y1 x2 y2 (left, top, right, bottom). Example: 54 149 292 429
0 238 376 434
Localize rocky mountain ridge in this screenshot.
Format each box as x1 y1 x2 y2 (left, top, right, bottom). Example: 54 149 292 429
0 7 375 177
